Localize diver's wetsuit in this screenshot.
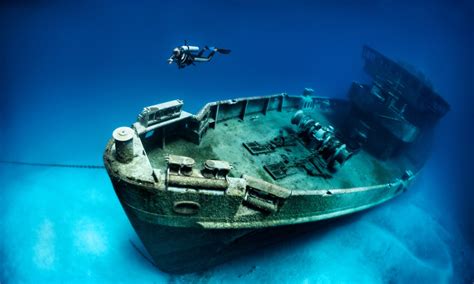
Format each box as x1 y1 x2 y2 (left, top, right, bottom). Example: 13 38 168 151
175 51 192 69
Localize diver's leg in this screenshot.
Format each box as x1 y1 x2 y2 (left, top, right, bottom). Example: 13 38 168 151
196 48 206 57
206 49 217 60
194 49 216 62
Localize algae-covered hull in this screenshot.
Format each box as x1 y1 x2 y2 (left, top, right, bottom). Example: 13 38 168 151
103 46 449 273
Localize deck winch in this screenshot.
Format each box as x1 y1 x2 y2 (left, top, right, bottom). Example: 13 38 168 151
291 110 352 170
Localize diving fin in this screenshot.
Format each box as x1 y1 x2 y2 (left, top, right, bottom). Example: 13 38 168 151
216 48 231 55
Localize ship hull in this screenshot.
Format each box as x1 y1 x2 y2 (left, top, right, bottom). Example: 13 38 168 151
122 201 252 273
120 195 357 274
108 168 411 274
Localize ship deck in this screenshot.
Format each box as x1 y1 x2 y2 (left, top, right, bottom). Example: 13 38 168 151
146 109 408 190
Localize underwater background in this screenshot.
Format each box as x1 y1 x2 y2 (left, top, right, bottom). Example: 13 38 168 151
1 0 473 283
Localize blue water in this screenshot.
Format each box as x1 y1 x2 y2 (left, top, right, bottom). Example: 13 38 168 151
1 0 473 282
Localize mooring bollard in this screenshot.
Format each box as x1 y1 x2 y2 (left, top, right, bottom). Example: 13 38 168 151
112 127 134 163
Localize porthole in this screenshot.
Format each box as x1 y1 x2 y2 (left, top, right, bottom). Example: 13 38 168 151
173 201 200 215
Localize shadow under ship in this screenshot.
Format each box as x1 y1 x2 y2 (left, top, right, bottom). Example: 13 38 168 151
103 46 449 273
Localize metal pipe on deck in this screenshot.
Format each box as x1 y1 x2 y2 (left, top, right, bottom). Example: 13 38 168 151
168 174 228 190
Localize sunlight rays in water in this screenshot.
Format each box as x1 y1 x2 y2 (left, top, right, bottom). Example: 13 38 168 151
73 217 108 256
33 219 56 271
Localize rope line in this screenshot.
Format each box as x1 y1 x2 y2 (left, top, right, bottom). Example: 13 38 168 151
0 160 105 169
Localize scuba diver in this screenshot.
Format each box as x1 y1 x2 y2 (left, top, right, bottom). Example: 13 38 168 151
168 41 231 69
